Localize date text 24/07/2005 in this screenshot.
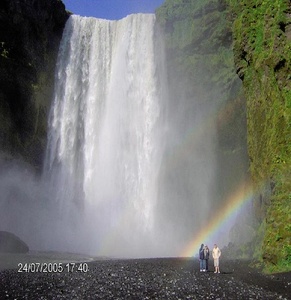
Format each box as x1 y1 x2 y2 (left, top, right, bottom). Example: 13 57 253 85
17 262 89 273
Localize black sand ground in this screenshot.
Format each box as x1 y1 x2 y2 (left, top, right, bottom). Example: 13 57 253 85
0 257 290 299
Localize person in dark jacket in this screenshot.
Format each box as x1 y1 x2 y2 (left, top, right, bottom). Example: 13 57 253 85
204 245 210 271
199 243 206 272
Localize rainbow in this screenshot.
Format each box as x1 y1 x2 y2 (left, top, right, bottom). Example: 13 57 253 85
181 180 254 257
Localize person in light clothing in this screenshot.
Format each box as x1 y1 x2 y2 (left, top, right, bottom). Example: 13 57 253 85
212 244 221 273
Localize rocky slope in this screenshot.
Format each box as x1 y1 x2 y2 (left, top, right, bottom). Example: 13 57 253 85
0 0 69 168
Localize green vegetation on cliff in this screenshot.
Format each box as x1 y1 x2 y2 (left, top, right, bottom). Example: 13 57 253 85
157 0 290 272
156 0 247 154
228 0 291 272
156 0 238 99
156 0 251 255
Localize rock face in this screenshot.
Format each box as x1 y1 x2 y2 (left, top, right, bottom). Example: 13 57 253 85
0 0 69 168
157 0 291 272
156 0 251 254
228 0 291 270
0 231 29 253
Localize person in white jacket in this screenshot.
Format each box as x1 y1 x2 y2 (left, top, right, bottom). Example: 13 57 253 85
212 244 221 273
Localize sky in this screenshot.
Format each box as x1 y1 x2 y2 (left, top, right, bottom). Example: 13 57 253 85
62 0 165 20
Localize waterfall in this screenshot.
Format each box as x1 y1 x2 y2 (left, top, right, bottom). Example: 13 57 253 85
44 14 168 257
0 14 252 258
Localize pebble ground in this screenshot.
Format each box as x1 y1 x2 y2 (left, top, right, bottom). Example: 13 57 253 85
0 258 290 299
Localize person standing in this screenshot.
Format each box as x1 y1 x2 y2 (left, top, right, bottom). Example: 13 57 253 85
199 243 206 272
204 245 210 271
212 244 221 273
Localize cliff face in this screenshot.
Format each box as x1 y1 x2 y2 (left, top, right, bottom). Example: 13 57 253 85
156 0 251 251
228 0 291 271
0 0 69 168
1 0 289 271
157 0 290 271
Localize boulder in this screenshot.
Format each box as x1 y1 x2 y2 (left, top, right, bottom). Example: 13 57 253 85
0 231 29 253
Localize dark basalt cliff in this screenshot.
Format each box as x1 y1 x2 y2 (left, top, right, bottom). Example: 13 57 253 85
0 0 69 168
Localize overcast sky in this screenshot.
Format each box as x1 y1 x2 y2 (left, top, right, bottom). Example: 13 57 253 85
62 0 165 20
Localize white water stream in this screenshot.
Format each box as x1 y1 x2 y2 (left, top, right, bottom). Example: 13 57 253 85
0 14 230 258
43 14 169 256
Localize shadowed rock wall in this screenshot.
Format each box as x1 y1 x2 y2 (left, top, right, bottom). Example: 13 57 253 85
0 0 69 168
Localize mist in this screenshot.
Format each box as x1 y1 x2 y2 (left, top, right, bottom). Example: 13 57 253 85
0 14 252 258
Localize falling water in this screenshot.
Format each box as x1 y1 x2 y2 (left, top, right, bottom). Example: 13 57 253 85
0 11 253 258
43 14 169 257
